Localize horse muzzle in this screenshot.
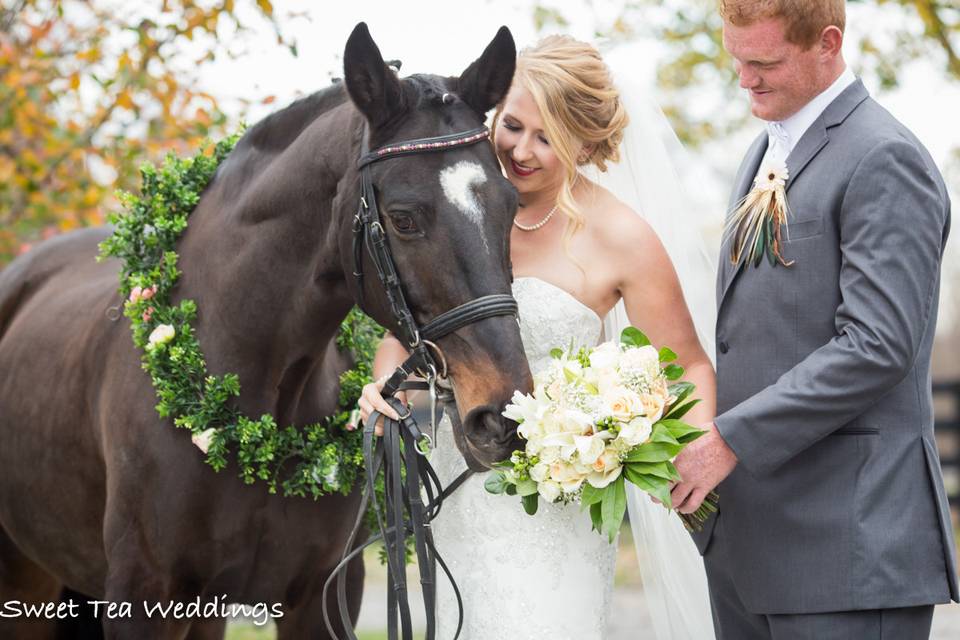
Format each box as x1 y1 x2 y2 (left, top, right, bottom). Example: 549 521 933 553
451 405 523 471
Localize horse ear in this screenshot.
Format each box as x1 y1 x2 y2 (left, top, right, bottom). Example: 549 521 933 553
343 22 404 128
457 26 516 116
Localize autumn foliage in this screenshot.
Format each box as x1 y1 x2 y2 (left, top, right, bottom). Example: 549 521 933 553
0 0 287 265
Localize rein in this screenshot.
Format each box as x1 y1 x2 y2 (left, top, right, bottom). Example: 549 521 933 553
322 124 518 639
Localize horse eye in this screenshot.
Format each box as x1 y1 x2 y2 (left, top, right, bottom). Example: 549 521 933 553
389 213 419 234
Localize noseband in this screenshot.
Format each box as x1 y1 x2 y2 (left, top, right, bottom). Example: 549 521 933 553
323 125 519 640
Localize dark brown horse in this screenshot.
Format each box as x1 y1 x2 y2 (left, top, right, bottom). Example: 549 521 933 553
0 23 531 639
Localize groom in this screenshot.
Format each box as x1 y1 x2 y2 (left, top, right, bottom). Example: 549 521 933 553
671 0 959 637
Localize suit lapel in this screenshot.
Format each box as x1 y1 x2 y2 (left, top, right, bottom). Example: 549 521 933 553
786 80 869 192
717 133 767 305
784 123 828 193
716 80 871 310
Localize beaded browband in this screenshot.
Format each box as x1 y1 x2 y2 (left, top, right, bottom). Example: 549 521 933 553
357 127 490 168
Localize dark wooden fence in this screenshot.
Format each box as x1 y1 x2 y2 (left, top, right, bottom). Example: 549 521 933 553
935 381 960 508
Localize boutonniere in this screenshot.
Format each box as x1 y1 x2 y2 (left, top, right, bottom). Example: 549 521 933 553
727 161 794 268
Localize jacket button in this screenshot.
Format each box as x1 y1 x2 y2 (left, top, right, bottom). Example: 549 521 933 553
718 341 729 354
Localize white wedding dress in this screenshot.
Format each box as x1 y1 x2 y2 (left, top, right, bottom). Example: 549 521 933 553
429 44 719 640
431 276 617 639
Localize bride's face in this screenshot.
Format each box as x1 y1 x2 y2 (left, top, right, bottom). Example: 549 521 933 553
494 86 565 196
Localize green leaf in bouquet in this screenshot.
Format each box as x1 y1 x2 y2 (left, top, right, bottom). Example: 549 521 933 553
625 441 683 463
662 398 701 421
663 364 685 380
659 418 707 444
589 501 603 532
667 381 696 405
580 482 604 507
601 476 627 542
550 347 564 360
624 465 672 509
484 471 509 495
627 461 681 482
505 484 517 496
651 423 681 445
620 327 650 347
516 477 539 497
522 493 539 515
658 347 678 363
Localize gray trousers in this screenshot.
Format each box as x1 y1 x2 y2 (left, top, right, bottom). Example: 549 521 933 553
704 516 935 640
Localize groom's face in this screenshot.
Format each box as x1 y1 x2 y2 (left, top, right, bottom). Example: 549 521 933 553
723 17 826 121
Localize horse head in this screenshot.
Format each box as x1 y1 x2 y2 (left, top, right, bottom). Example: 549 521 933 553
341 23 532 470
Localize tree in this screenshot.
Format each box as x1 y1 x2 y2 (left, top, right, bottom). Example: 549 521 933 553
532 0 959 146
0 0 295 265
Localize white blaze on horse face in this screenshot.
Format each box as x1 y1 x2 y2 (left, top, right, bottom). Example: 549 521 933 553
439 161 489 253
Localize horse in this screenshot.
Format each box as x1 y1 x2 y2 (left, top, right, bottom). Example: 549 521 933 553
0 23 531 639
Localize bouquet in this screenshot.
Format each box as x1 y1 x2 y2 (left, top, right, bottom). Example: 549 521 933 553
484 327 717 541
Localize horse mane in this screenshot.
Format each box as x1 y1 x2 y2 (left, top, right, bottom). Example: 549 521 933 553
206 83 353 203
240 83 351 153
207 74 457 203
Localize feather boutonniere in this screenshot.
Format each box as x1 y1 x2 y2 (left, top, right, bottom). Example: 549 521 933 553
727 161 794 268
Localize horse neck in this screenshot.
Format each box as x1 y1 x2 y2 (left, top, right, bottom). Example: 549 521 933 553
176 103 363 377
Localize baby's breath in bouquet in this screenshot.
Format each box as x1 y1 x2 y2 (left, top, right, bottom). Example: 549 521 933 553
485 327 717 541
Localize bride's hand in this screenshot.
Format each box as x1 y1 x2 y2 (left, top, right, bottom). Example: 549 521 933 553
348 376 408 436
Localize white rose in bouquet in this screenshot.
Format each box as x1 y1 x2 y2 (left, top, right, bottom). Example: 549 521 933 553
587 449 623 488
619 416 654 447
602 386 643 422
573 434 605 465
588 341 620 371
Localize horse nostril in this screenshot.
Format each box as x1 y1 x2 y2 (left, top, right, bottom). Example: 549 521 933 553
495 416 521 447
463 407 521 464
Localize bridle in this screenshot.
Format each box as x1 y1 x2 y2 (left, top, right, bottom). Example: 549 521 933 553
322 123 519 640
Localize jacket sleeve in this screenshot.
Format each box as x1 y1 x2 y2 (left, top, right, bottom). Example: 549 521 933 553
715 137 948 477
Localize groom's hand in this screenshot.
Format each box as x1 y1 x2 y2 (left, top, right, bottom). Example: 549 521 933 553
671 422 738 514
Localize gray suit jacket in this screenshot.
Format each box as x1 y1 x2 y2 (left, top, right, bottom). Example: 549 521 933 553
696 79 959 614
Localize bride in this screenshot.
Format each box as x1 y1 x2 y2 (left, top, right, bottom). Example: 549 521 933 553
356 35 717 639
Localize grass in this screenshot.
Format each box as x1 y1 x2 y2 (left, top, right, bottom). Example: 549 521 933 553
225 623 400 640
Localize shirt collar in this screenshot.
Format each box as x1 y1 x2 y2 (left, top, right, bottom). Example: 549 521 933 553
775 66 856 153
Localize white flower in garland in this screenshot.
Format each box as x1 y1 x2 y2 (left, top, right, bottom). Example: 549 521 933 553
192 428 216 454
148 324 176 348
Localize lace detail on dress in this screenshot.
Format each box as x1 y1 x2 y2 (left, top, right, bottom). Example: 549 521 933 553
431 277 615 640
512 277 604 374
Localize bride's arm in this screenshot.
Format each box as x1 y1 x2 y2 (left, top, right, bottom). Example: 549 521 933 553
616 215 717 429
348 332 409 434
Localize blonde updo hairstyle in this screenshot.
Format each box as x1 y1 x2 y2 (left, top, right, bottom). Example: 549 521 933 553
492 35 629 241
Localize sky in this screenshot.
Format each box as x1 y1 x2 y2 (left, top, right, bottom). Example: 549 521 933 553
192 0 960 332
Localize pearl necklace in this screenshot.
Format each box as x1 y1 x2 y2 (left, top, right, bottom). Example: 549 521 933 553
513 204 557 232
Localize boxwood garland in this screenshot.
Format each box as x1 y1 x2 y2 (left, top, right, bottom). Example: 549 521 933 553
98 133 384 500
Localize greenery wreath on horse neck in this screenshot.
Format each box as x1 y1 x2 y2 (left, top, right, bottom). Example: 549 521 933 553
98 132 384 500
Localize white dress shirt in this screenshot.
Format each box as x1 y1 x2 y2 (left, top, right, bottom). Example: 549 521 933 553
757 66 857 172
